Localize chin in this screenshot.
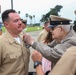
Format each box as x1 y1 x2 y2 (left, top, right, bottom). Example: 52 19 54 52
19 29 23 31
18 30 22 33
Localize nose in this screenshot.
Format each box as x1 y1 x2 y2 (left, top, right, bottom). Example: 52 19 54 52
19 20 22 24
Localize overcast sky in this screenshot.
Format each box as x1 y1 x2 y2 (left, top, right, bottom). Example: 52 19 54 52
0 0 76 23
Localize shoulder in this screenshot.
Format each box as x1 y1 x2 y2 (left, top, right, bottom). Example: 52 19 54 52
67 46 76 50
0 33 11 46
66 46 76 55
0 34 5 42
68 34 76 42
61 33 76 43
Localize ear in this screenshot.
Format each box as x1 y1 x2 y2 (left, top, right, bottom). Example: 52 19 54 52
4 22 9 28
60 26 63 31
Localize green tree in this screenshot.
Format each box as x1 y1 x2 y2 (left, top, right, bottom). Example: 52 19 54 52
29 15 32 26
40 14 46 22
33 15 35 26
18 11 21 14
25 13 28 20
40 5 63 22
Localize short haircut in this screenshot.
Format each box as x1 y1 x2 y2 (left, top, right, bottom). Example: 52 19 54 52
2 9 16 22
58 25 72 32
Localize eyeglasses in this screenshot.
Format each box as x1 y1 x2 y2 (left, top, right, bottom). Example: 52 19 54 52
51 26 62 31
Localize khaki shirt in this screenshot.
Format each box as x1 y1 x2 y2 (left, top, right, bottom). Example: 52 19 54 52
37 29 48 42
49 46 76 75
0 31 30 75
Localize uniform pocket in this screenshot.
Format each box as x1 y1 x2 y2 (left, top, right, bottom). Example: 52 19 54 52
9 51 22 59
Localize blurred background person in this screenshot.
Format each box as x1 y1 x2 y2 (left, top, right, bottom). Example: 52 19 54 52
37 21 50 42
20 19 27 38
41 31 53 75
73 10 76 32
37 21 53 75
73 10 76 33
73 24 76 32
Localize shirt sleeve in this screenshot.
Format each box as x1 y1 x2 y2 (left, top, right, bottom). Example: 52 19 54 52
32 38 76 62
0 44 2 65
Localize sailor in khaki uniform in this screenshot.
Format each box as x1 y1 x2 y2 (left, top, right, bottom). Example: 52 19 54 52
37 21 50 42
31 46 76 75
0 9 30 75
49 46 76 75
20 19 27 38
24 15 76 69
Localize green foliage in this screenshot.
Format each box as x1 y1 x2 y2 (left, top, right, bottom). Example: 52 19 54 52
25 13 28 19
40 5 63 22
34 23 40 26
25 26 42 32
2 26 42 32
18 11 21 14
2 26 6 32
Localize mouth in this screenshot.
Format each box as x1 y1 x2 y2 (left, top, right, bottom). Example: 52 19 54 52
18 24 22 28
18 25 23 31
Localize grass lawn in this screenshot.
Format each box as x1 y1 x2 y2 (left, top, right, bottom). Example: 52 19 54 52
2 26 43 32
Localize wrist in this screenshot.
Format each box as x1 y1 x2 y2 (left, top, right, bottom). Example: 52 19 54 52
36 64 42 69
34 61 42 68
31 41 35 45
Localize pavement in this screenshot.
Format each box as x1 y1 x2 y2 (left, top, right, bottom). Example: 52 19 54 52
27 30 41 72
27 30 41 40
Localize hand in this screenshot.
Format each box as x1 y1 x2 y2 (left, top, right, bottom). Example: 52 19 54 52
23 33 35 45
31 50 43 62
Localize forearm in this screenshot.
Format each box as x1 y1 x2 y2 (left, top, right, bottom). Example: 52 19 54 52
36 65 44 75
32 42 57 61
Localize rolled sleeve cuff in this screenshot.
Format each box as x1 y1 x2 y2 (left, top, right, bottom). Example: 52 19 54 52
32 42 38 49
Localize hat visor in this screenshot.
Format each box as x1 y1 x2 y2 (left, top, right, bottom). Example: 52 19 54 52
48 25 57 28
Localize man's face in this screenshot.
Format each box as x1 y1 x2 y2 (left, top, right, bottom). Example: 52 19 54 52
51 26 63 40
44 22 50 27
44 22 51 31
5 12 23 35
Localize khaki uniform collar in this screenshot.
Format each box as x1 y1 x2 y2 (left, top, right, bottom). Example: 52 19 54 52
61 29 75 43
4 30 21 44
